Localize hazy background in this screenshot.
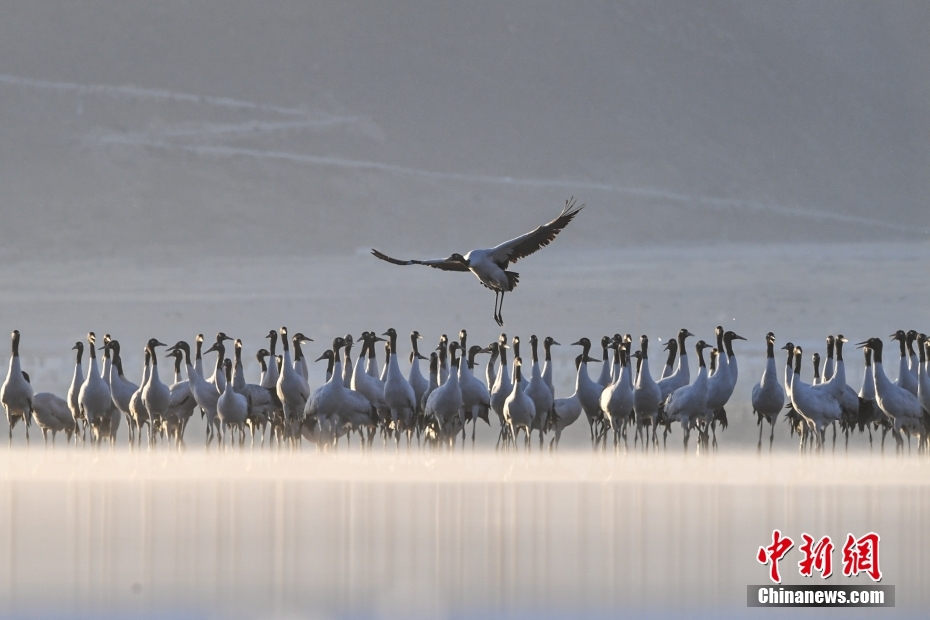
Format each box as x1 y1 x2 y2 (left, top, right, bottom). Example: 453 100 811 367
0 0 928 262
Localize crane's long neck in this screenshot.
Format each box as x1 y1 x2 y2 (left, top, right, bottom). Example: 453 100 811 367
784 349 794 389
663 344 676 370
498 346 508 377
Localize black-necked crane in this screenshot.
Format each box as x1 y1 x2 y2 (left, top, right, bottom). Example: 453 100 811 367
858 337 924 453
460 344 492 446
77 332 111 447
571 337 605 448
371 198 584 325
67 341 85 444
662 340 713 452
525 335 555 449
751 333 785 452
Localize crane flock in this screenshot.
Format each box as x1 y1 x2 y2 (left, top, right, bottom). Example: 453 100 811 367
2 327 928 454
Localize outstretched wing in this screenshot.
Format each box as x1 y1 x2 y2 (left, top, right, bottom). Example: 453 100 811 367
487 197 584 265
370 249 469 272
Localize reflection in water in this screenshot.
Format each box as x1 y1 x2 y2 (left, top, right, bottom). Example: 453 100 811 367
0 451 926 618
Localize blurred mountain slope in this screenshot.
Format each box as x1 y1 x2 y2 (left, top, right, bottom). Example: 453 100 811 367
0 0 927 259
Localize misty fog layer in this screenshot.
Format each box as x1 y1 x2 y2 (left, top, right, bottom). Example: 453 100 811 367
0 1 928 260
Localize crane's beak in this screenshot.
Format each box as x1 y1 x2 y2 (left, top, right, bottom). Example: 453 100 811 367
314 353 328 362
204 343 220 354
551 341 561 346
732 334 747 341
154 340 167 348
583 356 599 363
855 341 869 349
570 340 582 346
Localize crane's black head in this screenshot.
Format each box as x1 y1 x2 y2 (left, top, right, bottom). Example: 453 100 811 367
695 340 712 350
890 330 906 341
856 337 883 352
766 332 776 342
256 348 270 361
544 336 560 347
294 333 312 343
600 336 610 349
449 252 468 265
147 338 166 350
679 328 694 340
72 341 84 352
469 345 489 358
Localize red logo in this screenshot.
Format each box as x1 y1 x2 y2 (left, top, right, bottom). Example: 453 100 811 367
758 530 882 583
798 534 834 578
842 532 882 582
757 530 794 584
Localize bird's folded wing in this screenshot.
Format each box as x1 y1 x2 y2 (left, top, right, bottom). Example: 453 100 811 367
371 249 469 272
487 197 584 264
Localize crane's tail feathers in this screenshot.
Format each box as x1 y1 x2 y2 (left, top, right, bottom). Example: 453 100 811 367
506 271 520 290
713 407 728 430
478 407 491 425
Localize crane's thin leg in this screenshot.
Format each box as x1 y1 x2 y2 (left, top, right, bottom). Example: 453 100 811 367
497 292 506 326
